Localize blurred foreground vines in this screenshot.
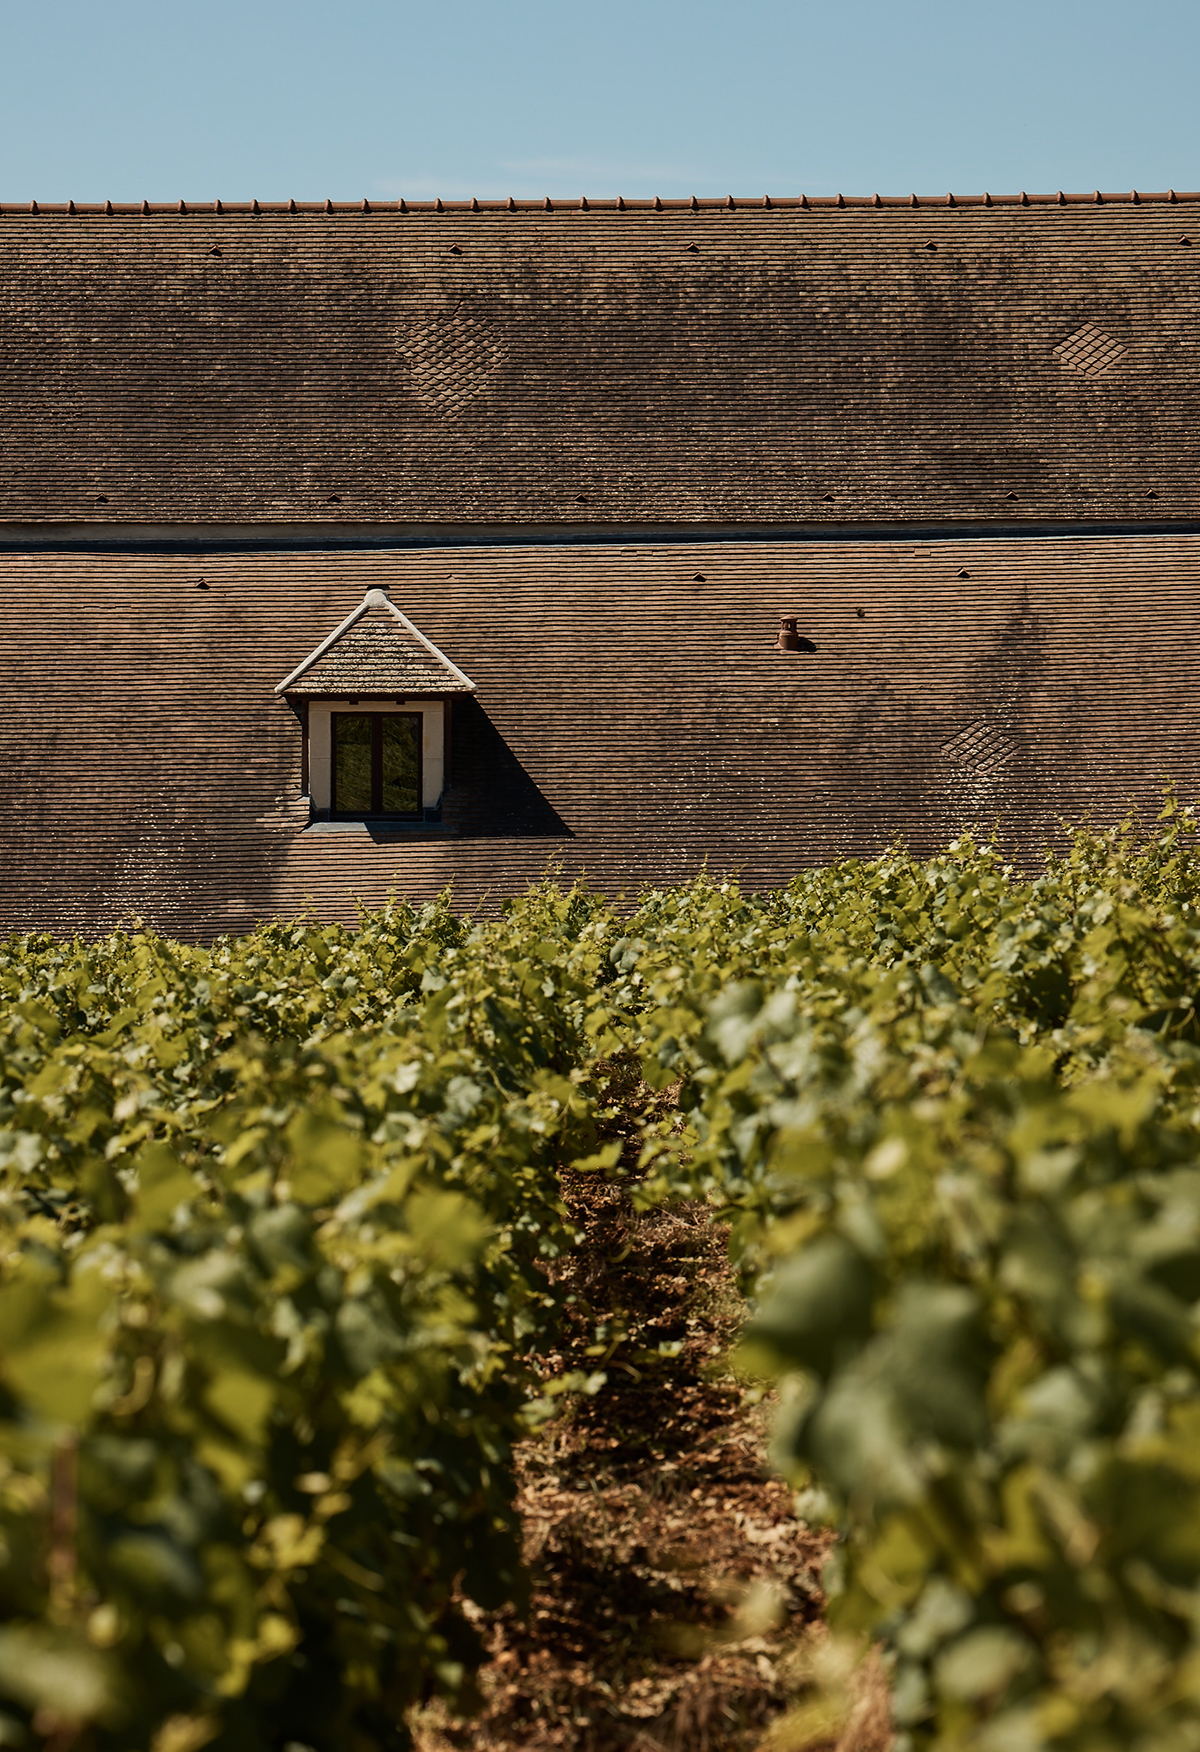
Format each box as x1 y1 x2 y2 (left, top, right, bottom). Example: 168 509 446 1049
8 801 1200 1749
602 799 1200 1752
0 893 612 1752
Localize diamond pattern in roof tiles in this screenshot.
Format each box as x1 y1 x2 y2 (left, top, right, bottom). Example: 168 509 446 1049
403 306 507 418
941 719 1019 775
1053 323 1129 378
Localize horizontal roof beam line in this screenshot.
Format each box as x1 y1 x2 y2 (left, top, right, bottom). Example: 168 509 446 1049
5 190 1200 217
5 517 1200 554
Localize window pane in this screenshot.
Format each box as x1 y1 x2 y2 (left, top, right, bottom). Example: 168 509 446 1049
334 715 373 813
381 716 420 814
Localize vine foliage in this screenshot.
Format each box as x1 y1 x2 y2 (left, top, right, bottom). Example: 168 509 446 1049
9 806 1200 1749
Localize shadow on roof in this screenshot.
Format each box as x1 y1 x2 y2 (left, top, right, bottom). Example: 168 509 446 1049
443 700 574 839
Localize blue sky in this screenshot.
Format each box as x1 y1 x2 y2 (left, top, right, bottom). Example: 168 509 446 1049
3 0 1198 204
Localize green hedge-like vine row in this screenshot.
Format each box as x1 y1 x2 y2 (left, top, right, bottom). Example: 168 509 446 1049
8 804 1200 1750
601 804 1200 1751
0 893 613 1752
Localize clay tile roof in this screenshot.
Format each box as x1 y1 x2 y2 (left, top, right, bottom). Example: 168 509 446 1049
276 588 475 695
6 535 1200 936
3 196 1200 529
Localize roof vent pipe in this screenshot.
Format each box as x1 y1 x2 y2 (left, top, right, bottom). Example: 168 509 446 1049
777 616 805 652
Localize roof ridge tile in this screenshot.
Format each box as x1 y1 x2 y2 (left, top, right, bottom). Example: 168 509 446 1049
14 188 1200 216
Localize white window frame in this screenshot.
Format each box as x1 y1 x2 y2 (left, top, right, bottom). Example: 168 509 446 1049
307 698 446 817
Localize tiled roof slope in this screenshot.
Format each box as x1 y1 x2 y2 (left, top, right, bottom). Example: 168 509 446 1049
276 588 475 694
2 200 1200 529
1 537 1199 936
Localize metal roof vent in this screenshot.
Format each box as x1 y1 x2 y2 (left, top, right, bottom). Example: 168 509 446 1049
1053 322 1128 378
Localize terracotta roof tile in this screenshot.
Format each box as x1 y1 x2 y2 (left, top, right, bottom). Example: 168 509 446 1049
1 200 1198 531
2 537 1200 936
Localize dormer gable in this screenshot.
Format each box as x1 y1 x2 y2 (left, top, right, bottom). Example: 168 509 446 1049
276 587 475 697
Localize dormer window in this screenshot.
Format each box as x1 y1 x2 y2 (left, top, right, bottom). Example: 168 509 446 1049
332 711 422 817
276 588 475 825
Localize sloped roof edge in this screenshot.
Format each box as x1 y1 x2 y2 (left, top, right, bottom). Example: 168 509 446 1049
275 588 476 694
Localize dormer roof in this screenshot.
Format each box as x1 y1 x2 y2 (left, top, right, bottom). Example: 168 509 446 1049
276 588 475 696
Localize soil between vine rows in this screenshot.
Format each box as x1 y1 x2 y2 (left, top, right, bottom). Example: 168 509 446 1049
414 1163 864 1752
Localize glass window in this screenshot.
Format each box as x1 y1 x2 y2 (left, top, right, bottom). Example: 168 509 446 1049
381 716 420 814
333 714 373 814
332 713 422 817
